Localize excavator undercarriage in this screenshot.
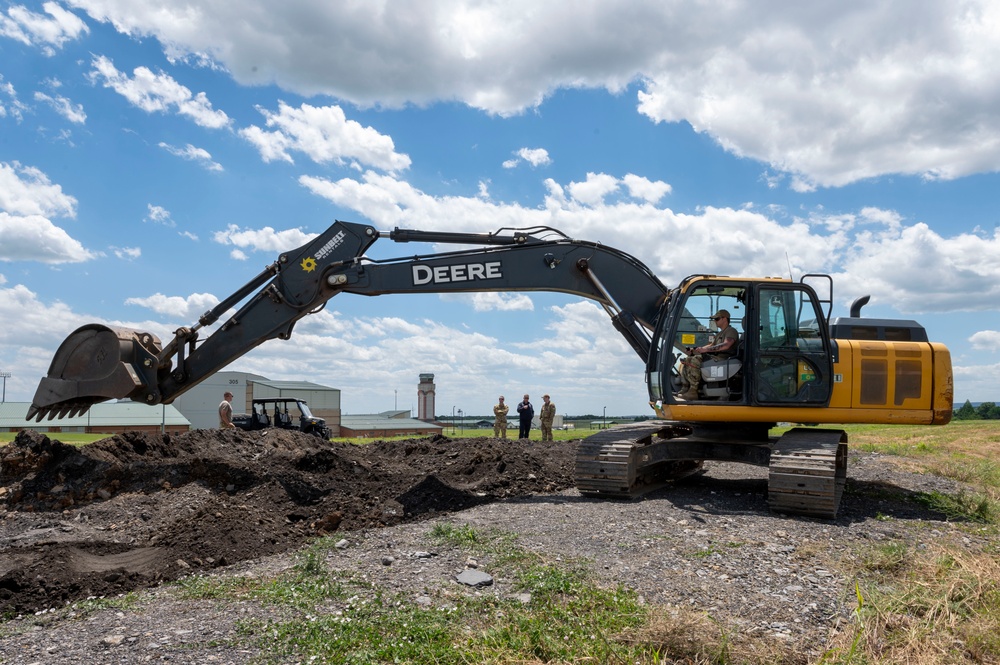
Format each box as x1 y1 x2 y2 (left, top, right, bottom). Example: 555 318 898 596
575 421 848 519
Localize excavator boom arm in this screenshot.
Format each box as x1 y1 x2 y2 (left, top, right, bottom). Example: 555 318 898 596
28 220 667 420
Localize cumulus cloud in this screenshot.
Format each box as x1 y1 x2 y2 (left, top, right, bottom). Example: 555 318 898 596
634 3 1000 190
0 282 88 347
144 204 175 227
213 224 314 254
64 0 1000 188
567 173 620 207
835 224 1000 313
239 101 410 172
88 55 230 129
0 213 95 264
158 142 223 171
969 330 1000 352
502 147 551 169
0 162 93 264
1 2 88 54
125 292 220 319
0 161 77 217
622 174 671 203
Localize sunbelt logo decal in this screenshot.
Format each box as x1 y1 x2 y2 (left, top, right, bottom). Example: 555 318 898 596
300 230 347 272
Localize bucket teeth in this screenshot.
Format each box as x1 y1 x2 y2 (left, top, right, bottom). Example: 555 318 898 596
26 323 163 421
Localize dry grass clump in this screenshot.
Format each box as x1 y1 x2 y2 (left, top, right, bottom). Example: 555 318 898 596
827 541 1000 664
620 606 807 665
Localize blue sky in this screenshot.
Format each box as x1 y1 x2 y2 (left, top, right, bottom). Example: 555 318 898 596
1 0 998 417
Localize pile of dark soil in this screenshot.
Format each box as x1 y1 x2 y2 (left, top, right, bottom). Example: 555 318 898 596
0 429 576 616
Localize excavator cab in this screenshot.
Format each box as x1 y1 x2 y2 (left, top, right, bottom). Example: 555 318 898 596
648 276 834 408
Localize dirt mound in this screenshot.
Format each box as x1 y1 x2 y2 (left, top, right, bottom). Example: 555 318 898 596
0 429 576 616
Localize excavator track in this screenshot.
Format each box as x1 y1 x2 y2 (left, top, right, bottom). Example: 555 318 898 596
575 421 700 497
574 422 849 519
767 428 848 519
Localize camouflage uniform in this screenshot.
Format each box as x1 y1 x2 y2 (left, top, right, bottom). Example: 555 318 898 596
677 309 739 401
493 398 509 439
677 352 702 400
540 396 556 441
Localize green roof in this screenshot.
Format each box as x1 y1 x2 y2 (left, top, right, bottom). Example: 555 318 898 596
251 379 338 392
0 402 190 428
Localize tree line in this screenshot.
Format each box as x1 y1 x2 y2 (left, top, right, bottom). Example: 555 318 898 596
954 400 1000 420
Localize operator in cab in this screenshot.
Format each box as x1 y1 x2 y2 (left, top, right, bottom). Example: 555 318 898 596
676 310 739 400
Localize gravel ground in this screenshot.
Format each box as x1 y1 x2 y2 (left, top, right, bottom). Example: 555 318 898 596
0 432 988 664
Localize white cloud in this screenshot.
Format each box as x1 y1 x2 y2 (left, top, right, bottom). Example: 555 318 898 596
622 174 671 203
0 161 77 217
0 213 95 264
567 172 620 207
33 91 86 123
65 0 1000 187
213 224 314 254
239 101 410 172
0 282 89 347
835 224 1000 313
125 292 220 319
969 330 1000 352
1 2 88 54
503 147 551 169
0 163 91 264
88 55 230 129
112 246 141 260
1 76 27 122
952 361 1000 407
158 142 223 171
144 204 175 227
635 3 1000 189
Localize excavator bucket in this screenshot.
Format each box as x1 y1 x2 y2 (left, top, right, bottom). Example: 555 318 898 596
26 324 163 422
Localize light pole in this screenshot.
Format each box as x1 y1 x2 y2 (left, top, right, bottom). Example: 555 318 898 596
458 409 464 435
394 389 398 411
452 406 456 434
603 406 606 430
0 371 10 403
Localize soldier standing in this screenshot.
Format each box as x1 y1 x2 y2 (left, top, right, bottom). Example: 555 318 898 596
493 396 509 439
540 394 556 441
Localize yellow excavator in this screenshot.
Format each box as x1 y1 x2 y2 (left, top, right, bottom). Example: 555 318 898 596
27 220 952 518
